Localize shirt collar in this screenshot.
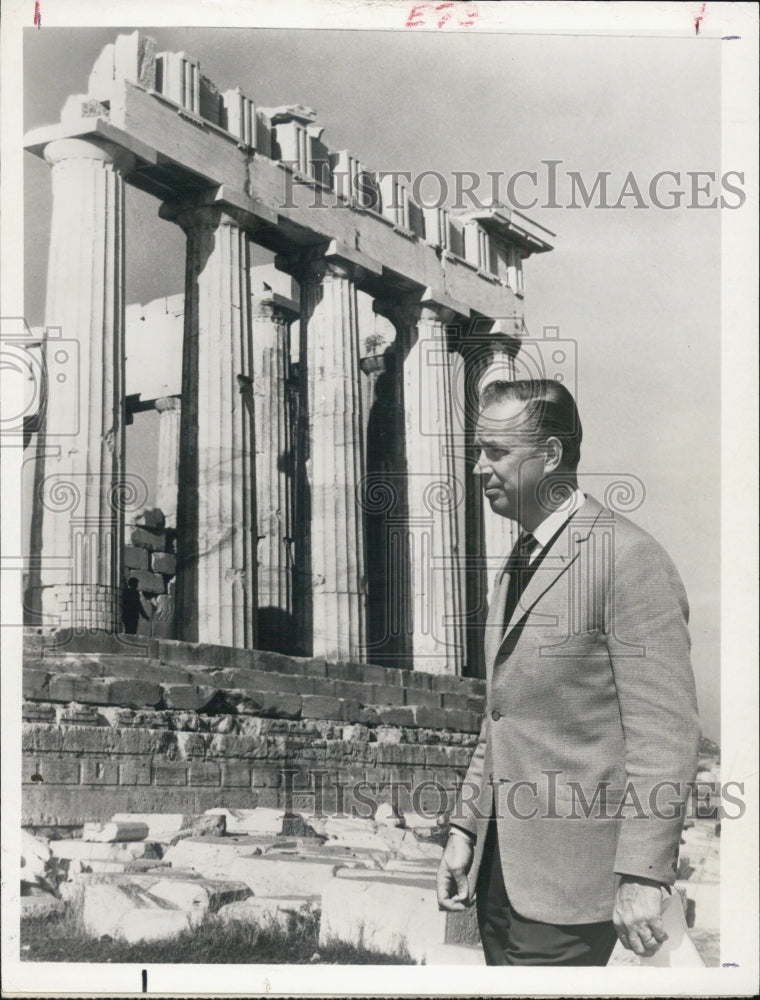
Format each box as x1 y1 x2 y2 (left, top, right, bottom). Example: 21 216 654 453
529 488 586 553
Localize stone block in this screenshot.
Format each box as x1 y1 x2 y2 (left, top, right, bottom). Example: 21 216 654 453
161 683 218 711
128 570 166 594
445 709 481 734
151 551 177 575
109 678 162 708
378 707 415 727
320 873 447 962
136 507 166 530
301 695 344 721
359 707 381 727
81 820 149 842
221 763 253 787
188 763 221 786
431 675 467 694
372 684 405 707
404 689 440 709
440 692 470 711
49 674 111 705
23 668 51 700
130 526 166 551
50 839 156 861
39 758 81 783
22 702 56 722
124 545 150 570
153 763 188 786
326 661 365 683
414 706 448 730
118 760 151 786
217 896 312 931
466 696 485 714
363 663 400 686
401 670 433 691
204 807 286 837
81 759 120 784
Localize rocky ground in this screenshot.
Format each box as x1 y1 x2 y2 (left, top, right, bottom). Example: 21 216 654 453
21 782 720 967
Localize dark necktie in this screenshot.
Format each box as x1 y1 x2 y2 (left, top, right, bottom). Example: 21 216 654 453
503 531 540 627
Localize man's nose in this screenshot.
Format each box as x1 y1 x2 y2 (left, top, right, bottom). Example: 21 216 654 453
473 452 491 476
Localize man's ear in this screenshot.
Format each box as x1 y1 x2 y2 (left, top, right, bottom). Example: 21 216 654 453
544 436 563 472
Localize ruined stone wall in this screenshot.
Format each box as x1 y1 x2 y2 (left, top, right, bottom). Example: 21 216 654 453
22 630 485 829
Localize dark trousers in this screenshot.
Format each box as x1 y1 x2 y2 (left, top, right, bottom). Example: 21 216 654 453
475 819 618 966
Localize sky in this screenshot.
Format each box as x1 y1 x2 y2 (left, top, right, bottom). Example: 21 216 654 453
23 26 724 739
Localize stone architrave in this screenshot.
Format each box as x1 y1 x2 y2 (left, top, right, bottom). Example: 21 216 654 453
251 294 294 645
297 251 367 661
154 396 181 528
382 296 466 674
33 137 136 631
160 201 258 648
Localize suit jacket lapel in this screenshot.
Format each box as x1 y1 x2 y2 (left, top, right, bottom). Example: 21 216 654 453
495 495 606 658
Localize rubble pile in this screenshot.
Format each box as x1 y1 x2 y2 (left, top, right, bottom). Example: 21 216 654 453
20 805 483 963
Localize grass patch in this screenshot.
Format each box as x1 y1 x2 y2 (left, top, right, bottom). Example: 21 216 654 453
20 903 416 965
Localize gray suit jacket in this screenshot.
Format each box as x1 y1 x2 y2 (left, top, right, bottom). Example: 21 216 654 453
453 494 700 924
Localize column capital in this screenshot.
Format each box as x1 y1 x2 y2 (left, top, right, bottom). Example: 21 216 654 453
154 395 182 414
43 137 136 175
278 238 382 287
374 291 465 331
159 199 258 236
252 296 294 324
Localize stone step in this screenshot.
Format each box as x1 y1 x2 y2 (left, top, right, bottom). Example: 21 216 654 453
24 632 487 700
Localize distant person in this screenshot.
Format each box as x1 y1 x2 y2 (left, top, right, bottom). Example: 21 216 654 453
437 379 700 966
122 578 149 634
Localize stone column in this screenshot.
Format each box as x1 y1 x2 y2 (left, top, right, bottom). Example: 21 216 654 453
154 396 181 528
251 294 294 650
160 201 257 648
383 297 466 674
33 137 135 631
297 252 367 661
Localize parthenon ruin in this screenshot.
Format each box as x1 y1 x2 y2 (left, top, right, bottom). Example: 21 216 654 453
24 30 554 678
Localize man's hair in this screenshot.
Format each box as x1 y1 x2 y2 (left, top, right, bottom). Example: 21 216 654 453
479 379 582 471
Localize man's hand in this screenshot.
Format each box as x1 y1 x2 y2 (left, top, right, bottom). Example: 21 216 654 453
436 833 474 911
613 876 669 956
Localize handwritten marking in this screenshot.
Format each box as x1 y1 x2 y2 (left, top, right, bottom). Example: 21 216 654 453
142 969 147 992
33 0 41 28
406 2 479 29
722 962 739 967
694 2 706 35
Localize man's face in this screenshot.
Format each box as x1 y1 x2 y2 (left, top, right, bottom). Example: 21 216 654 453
474 399 547 524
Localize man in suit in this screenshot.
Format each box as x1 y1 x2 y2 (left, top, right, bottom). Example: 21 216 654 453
436 379 700 966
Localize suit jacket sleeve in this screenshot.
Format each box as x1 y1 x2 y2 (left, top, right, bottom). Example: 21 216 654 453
606 532 701 884
450 715 488 838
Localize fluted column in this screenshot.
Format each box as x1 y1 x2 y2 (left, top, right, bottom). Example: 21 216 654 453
160 201 257 647
32 137 135 631
154 396 181 528
251 295 294 650
298 253 367 661
389 297 466 674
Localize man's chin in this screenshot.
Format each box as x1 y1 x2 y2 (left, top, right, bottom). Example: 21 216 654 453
485 493 510 517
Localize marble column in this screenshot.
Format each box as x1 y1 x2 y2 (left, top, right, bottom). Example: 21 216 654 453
297 252 367 661
154 396 181 528
160 201 257 648
251 294 294 650
477 336 520 606
33 137 135 631
384 297 466 674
